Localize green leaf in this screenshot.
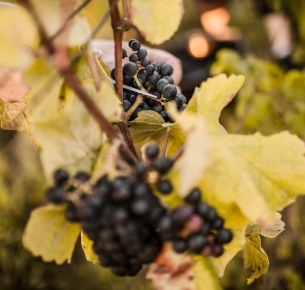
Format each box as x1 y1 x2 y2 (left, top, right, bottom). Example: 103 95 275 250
30 0 91 46
243 234 269 285
0 6 37 69
188 74 245 132
81 231 98 263
131 0 184 44
129 110 166 144
193 256 223 290
22 205 80 264
0 100 30 131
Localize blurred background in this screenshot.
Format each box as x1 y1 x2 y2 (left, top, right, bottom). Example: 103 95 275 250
2 0 305 289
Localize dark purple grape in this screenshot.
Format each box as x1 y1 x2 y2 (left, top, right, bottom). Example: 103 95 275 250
53 169 69 185
173 238 187 253
147 71 159 84
163 76 174 84
170 206 193 228
212 217 224 230
179 103 187 111
131 199 150 216
74 171 90 182
122 48 127 59
131 40 141 51
129 53 138 63
160 64 173 76
196 202 210 218
157 179 173 195
138 69 147 83
153 157 173 174
185 188 202 204
145 144 160 159
46 186 65 204
138 245 158 264
128 38 137 47
98 253 113 267
123 100 131 111
212 244 224 257
137 48 147 59
216 229 233 244
162 84 177 100
156 78 169 92
112 208 129 224
187 234 206 253
141 57 150 67
123 62 138 76
145 64 155 74
160 111 168 122
152 61 162 73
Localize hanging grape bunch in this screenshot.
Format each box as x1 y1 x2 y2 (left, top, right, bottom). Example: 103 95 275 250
111 39 187 121
45 144 232 277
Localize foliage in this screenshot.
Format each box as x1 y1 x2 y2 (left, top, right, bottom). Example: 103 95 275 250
1 1 305 290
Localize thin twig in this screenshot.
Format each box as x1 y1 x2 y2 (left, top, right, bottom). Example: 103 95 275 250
121 0 132 30
172 144 185 162
108 0 123 102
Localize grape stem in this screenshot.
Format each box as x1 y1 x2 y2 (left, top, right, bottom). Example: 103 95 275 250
125 94 143 120
108 0 139 160
161 127 170 157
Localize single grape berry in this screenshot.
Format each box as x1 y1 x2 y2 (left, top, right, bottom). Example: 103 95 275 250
170 205 193 228
128 38 137 47
123 62 138 76
162 84 177 100
153 157 174 174
145 64 155 74
46 186 65 204
123 100 132 111
137 48 147 60
185 188 202 204
156 78 169 93
160 64 173 76
216 229 233 244
131 40 141 51
122 48 127 59
129 53 138 63
74 171 90 182
53 168 69 185
173 238 187 253
187 234 206 253
145 143 160 159
162 76 174 84
141 57 150 67
157 179 173 195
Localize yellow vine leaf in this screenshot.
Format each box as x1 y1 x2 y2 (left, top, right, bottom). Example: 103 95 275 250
193 256 222 290
24 58 121 183
0 6 37 69
167 103 211 197
131 0 184 44
187 74 245 132
30 0 91 46
81 231 99 263
0 100 30 131
22 205 80 264
243 234 269 285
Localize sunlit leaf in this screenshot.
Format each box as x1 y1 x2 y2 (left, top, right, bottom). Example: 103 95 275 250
0 6 37 69
30 0 91 46
167 103 211 197
187 74 245 132
193 256 222 290
0 100 30 131
81 231 99 263
243 234 269 284
131 0 184 44
22 205 80 264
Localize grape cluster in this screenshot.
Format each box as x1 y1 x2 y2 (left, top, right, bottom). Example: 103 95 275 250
111 39 187 121
45 144 232 276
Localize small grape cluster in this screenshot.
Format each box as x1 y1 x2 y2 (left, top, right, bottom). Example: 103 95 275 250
111 39 187 121
45 144 232 277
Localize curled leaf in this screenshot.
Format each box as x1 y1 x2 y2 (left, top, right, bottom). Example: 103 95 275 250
81 231 98 264
243 234 269 284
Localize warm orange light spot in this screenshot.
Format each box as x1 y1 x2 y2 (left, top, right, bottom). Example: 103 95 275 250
188 33 210 58
200 6 230 36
